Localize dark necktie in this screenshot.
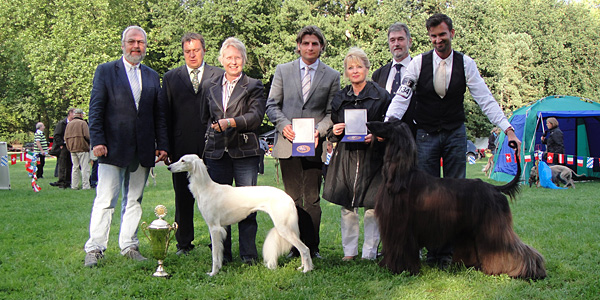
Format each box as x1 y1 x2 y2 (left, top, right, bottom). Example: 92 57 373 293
390 64 402 95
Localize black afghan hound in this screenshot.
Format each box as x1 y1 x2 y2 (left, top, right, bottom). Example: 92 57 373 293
367 118 546 280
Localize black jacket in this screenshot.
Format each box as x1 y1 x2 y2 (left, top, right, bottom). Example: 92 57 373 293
323 81 391 209
202 73 266 159
542 126 564 154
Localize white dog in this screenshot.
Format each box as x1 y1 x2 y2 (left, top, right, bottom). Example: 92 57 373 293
167 154 313 276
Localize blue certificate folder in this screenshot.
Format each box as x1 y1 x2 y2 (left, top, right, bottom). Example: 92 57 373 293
341 109 368 142
292 118 315 156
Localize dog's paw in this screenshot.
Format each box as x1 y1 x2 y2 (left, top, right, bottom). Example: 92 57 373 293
207 271 218 276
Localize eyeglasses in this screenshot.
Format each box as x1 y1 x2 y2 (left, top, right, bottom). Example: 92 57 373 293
184 48 203 55
126 39 146 46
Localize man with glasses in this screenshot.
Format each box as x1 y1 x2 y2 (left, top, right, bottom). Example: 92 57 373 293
84 26 169 267
159 32 224 256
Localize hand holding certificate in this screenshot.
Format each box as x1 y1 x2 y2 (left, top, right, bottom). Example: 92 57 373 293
341 109 368 142
292 118 316 156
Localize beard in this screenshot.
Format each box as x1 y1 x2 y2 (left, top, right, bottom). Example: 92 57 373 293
123 49 146 65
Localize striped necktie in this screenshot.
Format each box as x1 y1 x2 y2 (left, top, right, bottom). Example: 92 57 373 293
302 66 311 102
130 65 141 109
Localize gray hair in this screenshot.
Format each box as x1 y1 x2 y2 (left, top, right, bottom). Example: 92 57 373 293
218 37 247 66
121 26 147 45
388 22 411 40
343 47 370 77
36 122 44 130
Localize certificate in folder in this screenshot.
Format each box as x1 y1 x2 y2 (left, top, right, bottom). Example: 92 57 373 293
292 118 315 156
341 109 368 142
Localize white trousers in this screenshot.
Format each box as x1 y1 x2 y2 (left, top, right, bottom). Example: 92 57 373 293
84 162 149 254
341 207 380 259
71 151 90 189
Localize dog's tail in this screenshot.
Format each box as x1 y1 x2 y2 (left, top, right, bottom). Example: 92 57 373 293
497 141 521 200
571 170 586 178
263 227 295 270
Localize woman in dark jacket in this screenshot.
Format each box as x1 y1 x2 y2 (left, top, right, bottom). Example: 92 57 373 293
322 47 391 261
542 117 564 156
201 37 266 264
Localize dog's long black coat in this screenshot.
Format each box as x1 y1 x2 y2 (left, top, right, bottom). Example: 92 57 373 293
368 119 546 280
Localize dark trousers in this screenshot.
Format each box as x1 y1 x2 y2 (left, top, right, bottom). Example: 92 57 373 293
205 154 260 261
36 154 45 178
89 160 98 186
280 157 322 253
57 147 72 185
172 171 196 251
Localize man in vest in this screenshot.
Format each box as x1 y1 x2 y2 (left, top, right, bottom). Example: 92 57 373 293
385 13 521 269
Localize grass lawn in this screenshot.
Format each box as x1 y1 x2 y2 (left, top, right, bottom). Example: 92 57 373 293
0 156 599 299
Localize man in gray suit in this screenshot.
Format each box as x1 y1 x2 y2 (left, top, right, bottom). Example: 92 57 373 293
266 25 340 258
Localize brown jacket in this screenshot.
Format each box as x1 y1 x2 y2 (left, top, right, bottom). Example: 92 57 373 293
65 117 90 153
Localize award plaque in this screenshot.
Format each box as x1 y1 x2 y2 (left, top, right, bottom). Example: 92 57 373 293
341 109 368 142
292 118 315 156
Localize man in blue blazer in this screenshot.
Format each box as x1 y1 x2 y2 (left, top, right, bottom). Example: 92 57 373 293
84 26 169 267
160 32 224 256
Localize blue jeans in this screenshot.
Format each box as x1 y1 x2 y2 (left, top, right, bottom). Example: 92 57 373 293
416 124 466 262
205 153 260 260
416 124 466 179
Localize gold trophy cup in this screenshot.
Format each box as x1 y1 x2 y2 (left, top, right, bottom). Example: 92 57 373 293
141 205 178 277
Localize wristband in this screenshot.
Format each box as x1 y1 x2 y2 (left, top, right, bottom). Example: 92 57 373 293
504 127 514 134
227 119 231 128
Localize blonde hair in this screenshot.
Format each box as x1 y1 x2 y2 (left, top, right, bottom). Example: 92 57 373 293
218 37 247 66
343 47 370 78
546 117 559 128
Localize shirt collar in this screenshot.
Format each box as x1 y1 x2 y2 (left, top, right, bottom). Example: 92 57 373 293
299 58 319 71
186 62 205 75
222 73 242 86
122 57 139 71
433 50 453 65
392 55 411 68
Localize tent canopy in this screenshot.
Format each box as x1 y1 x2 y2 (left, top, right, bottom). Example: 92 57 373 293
491 95 600 182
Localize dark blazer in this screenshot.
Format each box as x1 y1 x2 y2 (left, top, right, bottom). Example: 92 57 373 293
160 64 224 161
266 58 340 161
202 73 266 159
89 57 168 168
371 61 393 89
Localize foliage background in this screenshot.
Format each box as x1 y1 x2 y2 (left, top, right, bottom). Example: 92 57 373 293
2 0 600 142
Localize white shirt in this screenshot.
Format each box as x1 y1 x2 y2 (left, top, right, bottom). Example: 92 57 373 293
186 62 205 83
385 50 512 131
122 57 142 90
384 56 412 94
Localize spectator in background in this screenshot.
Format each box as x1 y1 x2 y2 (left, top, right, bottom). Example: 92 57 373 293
34 122 49 179
482 127 500 175
50 108 75 188
65 108 91 190
542 117 564 163
259 138 269 175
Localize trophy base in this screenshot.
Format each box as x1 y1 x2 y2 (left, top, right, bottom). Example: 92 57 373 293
152 261 171 278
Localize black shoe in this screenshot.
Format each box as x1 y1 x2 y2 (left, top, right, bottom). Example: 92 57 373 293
286 250 300 259
311 252 323 259
176 248 192 256
49 182 59 186
241 256 257 265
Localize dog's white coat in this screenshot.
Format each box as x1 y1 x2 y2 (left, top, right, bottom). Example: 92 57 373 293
168 154 313 276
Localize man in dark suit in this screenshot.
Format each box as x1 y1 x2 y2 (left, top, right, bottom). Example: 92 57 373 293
49 108 75 188
160 32 224 256
84 26 169 267
372 22 414 134
266 25 340 258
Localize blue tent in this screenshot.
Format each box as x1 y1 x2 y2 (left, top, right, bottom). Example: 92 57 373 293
491 95 600 182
